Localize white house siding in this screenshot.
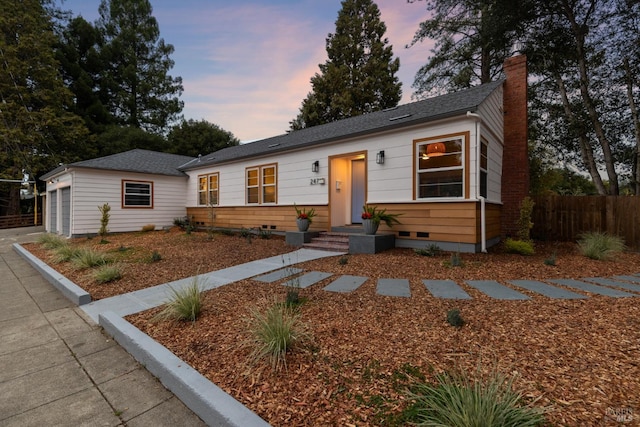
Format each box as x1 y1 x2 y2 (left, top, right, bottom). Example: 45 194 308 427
477 85 504 203
185 117 491 209
47 169 187 236
46 173 73 235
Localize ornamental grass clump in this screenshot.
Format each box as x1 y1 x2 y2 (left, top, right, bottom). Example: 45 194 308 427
51 244 82 263
578 232 625 260
94 264 122 284
248 303 309 371
407 368 545 426
37 233 67 250
153 279 204 322
72 248 111 269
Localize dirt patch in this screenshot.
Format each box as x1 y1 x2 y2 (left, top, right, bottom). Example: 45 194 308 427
26 230 640 425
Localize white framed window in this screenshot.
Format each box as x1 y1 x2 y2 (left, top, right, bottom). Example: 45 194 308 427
415 134 466 199
198 173 219 206
246 164 277 204
122 180 153 208
480 139 488 198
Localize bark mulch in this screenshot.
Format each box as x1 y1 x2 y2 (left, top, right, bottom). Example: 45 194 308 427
26 230 640 425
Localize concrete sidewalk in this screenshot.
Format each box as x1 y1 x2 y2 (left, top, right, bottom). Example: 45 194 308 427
0 227 206 427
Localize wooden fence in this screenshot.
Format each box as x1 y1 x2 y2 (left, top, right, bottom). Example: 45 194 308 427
531 195 640 250
0 213 42 230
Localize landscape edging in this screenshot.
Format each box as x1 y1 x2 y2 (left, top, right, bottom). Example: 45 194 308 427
12 243 91 305
99 312 270 427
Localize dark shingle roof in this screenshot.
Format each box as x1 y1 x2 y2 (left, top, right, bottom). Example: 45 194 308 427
41 149 195 180
182 80 503 171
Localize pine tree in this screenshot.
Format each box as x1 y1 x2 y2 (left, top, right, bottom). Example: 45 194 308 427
97 0 183 134
290 0 401 130
0 0 90 214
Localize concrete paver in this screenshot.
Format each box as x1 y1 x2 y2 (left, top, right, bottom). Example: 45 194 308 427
423 279 472 299
254 267 303 283
377 278 411 297
465 280 530 300
323 275 367 293
283 271 333 288
583 277 640 293
614 275 640 283
549 278 635 297
509 280 587 299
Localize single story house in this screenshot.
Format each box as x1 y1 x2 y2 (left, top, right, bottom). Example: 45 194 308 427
41 55 529 253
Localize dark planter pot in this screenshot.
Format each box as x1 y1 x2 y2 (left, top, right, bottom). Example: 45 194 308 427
362 219 379 235
296 218 310 232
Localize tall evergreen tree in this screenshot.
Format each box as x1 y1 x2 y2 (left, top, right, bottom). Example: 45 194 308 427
167 119 239 158
55 16 113 135
0 0 90 215
290 0 401 130
97 0 183 134
408 0 535 98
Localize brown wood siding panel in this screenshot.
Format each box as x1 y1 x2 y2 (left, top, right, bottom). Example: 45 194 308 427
187 205 329 231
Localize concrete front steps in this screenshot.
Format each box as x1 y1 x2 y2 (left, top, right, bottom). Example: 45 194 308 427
303 232 350 252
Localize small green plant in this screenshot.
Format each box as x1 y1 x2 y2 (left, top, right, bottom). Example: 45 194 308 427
37 233 67 250
258 228 271 239
72 248 110 269
504 238 535 255
544 251 557 266
51 244 82 263
239 227 251 238
94 264 122 284
405 367 545 426
339 255 349 265
149 250 162 262
294 204 317 223
248 303 309 371
361 204 402 228
141 224 155 232
516 196 535 241
173 216 189 229
445 251 463 267
577 232 625 260
153 279 204 322
98 203 111 242
414 243 442 257
218 228 235 236
446 308 465 327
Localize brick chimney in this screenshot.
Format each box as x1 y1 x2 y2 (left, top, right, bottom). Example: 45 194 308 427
501 54 529 238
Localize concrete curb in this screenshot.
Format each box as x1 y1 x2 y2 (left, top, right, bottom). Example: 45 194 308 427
100 312 270 427
12 243 91 305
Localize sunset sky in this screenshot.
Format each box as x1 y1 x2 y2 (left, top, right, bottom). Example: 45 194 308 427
60 0 434 142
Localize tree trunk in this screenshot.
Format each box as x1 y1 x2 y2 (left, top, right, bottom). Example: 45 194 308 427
554 70 607 195
562 0 619 194
623 57 640 195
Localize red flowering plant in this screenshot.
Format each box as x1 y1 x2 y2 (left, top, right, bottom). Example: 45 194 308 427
361 205 402 227
294 204 316 224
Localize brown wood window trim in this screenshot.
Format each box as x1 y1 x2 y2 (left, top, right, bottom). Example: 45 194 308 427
246 163 277 205
122 180 153 209
198 173 219 206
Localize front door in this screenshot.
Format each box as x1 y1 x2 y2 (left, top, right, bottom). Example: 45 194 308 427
351 159 365 224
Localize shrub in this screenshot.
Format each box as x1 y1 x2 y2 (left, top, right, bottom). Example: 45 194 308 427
504 238 535 255
37 233 67 250
258 228 271 239
544 252 557 266
414 244 442 257
51 244 82 263
407 368 545 426
141 224 155 232
149 250 162 262
339 256 349 265
153 279 204 322
248 303 309 371
516 196 535 241
578 232 625 260
98 203 110 241
71 248 110 269
94 264 122 284
239 227 252 238
446 309 464 327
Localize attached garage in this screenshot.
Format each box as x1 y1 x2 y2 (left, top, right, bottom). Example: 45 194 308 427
49 189 57 233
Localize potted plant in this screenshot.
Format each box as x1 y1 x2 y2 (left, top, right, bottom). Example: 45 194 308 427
294 204 316 232
361 205 402 235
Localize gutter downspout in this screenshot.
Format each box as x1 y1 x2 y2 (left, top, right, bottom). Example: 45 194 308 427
466 111 487 253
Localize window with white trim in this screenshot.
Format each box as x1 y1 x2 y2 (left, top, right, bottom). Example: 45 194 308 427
198 173 219 206
480 139 488 198
122 181 153 208
416 136 464 199
246 164 277 204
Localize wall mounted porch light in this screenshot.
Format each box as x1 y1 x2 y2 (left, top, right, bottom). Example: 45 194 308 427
376 150 385 164
312 160 319 173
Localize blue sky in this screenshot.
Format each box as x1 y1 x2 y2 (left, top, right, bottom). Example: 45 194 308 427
60 0 433 142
